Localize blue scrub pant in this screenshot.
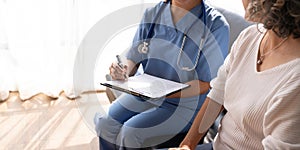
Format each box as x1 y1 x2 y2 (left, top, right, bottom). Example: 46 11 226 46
94 94 202 149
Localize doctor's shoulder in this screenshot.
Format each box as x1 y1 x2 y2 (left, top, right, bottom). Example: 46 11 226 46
204 5 229 32
142 1 166 22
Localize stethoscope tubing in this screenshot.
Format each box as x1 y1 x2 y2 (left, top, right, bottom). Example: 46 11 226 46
139 0 207 71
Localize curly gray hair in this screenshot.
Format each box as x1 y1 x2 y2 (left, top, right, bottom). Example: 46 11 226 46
247 0 300 38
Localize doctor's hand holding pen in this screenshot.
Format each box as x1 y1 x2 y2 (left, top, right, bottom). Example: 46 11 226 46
109 55 138 80
109 62 128 80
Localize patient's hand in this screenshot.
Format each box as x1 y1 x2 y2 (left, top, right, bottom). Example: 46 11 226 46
168 145 191 150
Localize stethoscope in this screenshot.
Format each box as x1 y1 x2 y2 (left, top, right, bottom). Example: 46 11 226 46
138 0 207 71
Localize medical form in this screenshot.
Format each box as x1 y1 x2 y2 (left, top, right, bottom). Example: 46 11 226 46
100 74 190 99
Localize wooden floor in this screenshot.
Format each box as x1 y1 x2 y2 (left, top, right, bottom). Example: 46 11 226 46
0 91 111 150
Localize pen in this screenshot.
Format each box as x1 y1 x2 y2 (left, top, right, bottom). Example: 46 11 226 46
116 55 128 79
116 55 123 68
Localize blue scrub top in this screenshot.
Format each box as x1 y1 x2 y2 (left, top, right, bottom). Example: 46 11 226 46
126 1 229 110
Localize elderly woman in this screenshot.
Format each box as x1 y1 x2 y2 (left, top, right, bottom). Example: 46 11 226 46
170 0 300 149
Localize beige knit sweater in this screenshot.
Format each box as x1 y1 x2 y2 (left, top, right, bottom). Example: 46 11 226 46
208 25 300 150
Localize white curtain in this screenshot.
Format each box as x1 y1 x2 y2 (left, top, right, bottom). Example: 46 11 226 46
0 0 242 101
0 0 161 101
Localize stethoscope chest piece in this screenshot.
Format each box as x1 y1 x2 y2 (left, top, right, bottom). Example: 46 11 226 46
138 42 149 54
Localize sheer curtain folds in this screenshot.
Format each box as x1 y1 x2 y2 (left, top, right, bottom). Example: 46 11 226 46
0 0 242 101
0 0 158 101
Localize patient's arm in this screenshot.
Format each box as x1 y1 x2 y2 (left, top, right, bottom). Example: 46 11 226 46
177 98 223 150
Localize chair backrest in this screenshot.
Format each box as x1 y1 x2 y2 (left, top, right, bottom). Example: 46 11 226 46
215 7 252 52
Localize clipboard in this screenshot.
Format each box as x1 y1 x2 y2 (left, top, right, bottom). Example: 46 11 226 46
100 73 190 99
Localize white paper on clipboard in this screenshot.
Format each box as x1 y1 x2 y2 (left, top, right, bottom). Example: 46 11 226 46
100 73 190 99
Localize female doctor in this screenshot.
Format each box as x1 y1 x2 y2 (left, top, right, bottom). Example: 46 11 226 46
94 0 229 149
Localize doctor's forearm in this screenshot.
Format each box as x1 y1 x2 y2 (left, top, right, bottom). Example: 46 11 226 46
167 80 210 98
126 59 139 76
